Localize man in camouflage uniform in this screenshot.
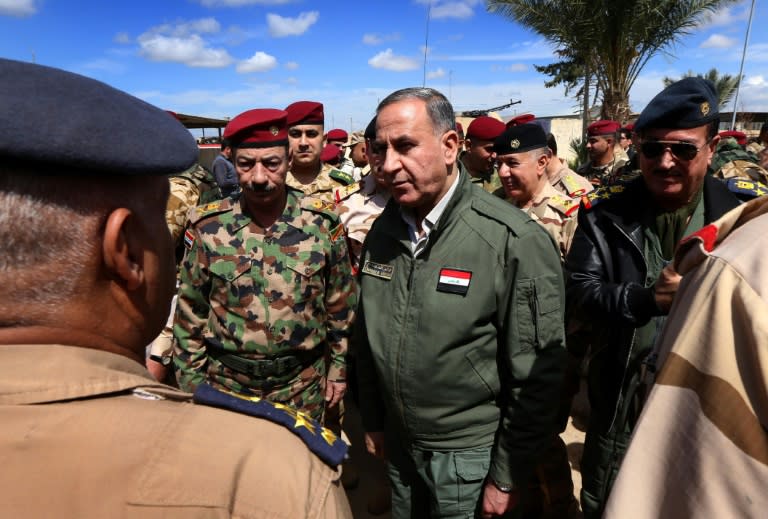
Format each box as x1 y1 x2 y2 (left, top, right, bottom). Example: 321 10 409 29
285 101 355 203
494 123 580 262
334 118 389 273
578 120 629 186
338 130 369 181
545 132 594 198
173 108 357 424
493 122 580 518
711 134 768 186
459 115 506 193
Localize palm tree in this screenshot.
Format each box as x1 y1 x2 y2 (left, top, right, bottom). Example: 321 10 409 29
663 68 741 108
486 0 739 123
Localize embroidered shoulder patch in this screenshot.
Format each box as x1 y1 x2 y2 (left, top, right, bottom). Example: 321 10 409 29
329 168 355 186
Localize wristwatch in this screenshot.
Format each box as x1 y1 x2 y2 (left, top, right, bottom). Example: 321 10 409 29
149 354 172 367
491 477 514 493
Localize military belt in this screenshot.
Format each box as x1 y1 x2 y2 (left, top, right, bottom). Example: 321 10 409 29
205 339 322 381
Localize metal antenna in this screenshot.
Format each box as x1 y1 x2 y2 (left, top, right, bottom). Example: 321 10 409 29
423 0 432 87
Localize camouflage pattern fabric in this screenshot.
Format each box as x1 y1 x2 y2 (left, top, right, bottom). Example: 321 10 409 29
711 137 768 185
496 182 580 261
746 140 765 156
549 162 594 198
459 151 502 193
577 146 630 187
286 163 354 204
166 177 199 245
334 174 390 271
173 188 357 422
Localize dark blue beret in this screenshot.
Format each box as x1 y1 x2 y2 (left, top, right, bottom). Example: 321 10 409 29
634 77 719 132
493 123 548 155
364 115 377 140
0 58 198 175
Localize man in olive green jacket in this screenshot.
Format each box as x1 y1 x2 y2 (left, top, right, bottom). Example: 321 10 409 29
355 87 566 519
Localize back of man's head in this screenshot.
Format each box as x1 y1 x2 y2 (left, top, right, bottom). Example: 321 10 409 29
0 58 197 359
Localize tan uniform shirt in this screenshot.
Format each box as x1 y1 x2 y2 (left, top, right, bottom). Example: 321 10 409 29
605 196 768 518
499 182 579 261
0 345 352 519
549 161 594 198
334 174 390 252
287 164 352 204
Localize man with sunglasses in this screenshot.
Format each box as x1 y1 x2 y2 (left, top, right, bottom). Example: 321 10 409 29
565 77 742 519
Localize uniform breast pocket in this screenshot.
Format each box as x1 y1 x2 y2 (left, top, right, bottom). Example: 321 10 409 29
208 255 256 305
283 248 327 313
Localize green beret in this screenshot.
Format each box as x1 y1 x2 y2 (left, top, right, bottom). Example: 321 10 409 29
635 77 719 132
0 58 198 176
493 123 548 155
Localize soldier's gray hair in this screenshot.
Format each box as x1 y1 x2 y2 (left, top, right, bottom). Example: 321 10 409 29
0 169 158 309
377 87 455 137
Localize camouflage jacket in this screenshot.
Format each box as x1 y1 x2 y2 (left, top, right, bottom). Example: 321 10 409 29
459 151 502 193
497 182 579 261
549 161 594 198
173 188 357 392
711 137 768 185
166 164 215 246
286 164 355 204
577 147 630 187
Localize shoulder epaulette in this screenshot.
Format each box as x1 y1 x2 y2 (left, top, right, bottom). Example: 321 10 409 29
193 384 347 467
334 182 362 204
302 196 338 217
328 168 355 186
561 174 588 197
549 194 580 217
581 184 626 211
724 177 768 200
188 199 231 225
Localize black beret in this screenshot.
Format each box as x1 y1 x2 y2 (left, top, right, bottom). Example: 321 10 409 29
364 116 377 140
493 123 548 155
0 58 198 176
634 77 719 132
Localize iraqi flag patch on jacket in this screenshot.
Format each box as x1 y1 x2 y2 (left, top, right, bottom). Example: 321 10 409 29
437 268 472 295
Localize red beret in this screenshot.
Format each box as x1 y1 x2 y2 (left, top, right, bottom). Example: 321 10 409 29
719 130 747 146
466 116 505 141
326 128 348 141
622 122 635 132
506 113 536 128
587 120 620 137
223 108 288 148
285 100 324 126
320 143 342 163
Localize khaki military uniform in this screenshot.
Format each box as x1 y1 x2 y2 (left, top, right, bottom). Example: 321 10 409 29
497 182 579 261
333 174 391 271
549 161 594 198
287 163 355 204
746 140 765 156
0 344 352 519
577 147 630 187
173 189 357 423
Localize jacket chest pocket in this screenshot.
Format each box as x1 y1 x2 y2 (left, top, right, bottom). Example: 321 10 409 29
280 249 327 311
208 255 257 305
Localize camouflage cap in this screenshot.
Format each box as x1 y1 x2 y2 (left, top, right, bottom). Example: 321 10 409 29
224 108 288 148
493 123 548 155
634 77 719 132
0 58 197 176
285 100 324 127
342 131 365 147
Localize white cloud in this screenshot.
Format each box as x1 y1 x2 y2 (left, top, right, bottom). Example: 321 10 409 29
236 51 277 73
507 63 527 72
139 34 233 68
416 0 480 20
267 11 318 37
0 0 36 16
427 67 446 79
700 5 749 28
114 32 131 44
284 61 299 70
368 49 419 71
363 34 382 45
700 34 737 49
137 19 233 68
196 0 296 6
746 75 766 87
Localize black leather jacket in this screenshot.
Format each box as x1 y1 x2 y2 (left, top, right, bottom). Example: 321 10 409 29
565 175 740 423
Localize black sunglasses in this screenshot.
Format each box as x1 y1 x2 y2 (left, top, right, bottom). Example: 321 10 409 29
639 140 702 161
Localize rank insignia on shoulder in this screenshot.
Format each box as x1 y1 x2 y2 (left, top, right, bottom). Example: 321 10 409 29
581 184 625 210
193 384 347 467
183 229 195 250
200 201 222 213
549 194 580 217
329 168 355 186
561 174 587 197
334 182 362 204
725 177 768 200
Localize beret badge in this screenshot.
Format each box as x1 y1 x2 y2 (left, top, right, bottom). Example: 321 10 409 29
510 139 521 149
270 126 279 136
700 102 710 116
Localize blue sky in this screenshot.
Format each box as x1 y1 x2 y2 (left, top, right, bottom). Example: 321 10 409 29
1 0 766 134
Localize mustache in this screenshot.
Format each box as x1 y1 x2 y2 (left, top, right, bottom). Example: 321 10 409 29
242 181 276 193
